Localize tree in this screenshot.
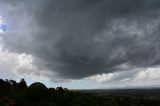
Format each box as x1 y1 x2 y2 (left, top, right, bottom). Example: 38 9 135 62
0 79 9 96
9 80 18 88
18 78 27 89
26 82 48 102
56 87 64 92
29 82 47 89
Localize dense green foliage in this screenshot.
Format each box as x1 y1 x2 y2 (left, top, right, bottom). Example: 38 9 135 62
0 79 160 106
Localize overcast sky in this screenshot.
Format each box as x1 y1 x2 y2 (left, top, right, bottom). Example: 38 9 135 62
0 0 160 89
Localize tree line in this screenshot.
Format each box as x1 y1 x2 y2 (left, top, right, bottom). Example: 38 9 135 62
0 78 160 106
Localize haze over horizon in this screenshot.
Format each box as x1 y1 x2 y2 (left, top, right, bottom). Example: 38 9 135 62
0 0 160 89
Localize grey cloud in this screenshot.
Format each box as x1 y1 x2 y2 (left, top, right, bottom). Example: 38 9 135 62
1 0 160 79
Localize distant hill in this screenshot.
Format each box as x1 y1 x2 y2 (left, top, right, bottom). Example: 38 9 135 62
77 88 160 96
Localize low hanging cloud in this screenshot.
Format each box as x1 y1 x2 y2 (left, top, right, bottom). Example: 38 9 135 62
88 67 160 88
1 0 160 80
0 41 56 81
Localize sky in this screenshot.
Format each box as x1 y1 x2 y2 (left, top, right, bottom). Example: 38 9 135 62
0 0 160 89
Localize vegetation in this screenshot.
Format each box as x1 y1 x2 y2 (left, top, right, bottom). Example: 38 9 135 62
0 79 160 106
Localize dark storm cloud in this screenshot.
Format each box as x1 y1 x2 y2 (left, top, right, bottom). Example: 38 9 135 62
1 0 160 79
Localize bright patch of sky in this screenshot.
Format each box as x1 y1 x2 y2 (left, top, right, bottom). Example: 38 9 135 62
0 16 7 33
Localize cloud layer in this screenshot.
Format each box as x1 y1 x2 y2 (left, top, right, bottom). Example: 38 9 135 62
1 0 160 80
